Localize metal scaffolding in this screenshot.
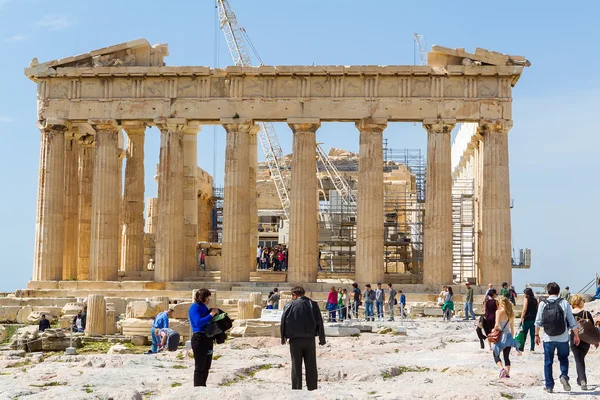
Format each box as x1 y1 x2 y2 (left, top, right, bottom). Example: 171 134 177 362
209 186 224 243
451 179 475 283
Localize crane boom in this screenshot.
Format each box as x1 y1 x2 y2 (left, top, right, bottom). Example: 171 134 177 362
413 33 428 66
216 0 291 218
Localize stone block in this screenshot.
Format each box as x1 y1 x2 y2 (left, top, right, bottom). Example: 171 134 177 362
229 320 280 338
0 306 21 323
130 335 148 346
253 305 262 319
106 303 117 335
0 324 6 342
61 302 84 316
238 300 254 320
9 325 41 352
249 292 263 307
394 327 407 336
27 311 54 324
170 302 192 319
107 344 133 354
424 308 444 316
41 329 81 351
342 323 372 332
121 318 154 338
31 306 62 316
324 326 360 337
125 300 167 319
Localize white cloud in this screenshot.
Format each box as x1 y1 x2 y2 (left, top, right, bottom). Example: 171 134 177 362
0 116 14 122
5 35 26 42
36 14 74 31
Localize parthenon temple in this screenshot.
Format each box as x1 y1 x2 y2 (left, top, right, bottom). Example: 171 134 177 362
24 38 529 293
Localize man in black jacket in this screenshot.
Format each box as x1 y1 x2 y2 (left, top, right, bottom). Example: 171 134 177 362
280 286 326 391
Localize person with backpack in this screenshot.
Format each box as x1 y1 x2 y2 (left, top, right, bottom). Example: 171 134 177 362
280 286 326 391
569 294 599 391
363 284 376 322
387 283 397 321
534 282 580 393
519 288 538 352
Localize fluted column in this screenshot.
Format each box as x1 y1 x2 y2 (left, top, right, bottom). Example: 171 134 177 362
121 123 146 274
62 130 79 280
77 137 95 280
154 118 186 282
117 131 125 272
221 119 253 282
248 125 259 272
479 120 512 286
423 119 455 286
355 118 387 284
287 119 320 283
183 123 201 273
89 120 121 281
33 120 68 281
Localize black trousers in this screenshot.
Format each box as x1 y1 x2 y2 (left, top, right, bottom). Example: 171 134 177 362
192 332 213 387
290 337 318 390
570 336 590 385
493 346 511 367
167 332 180 351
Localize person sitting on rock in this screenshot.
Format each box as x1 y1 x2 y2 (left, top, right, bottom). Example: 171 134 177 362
38 314 50 332
155 328 180 352
72 310 86 332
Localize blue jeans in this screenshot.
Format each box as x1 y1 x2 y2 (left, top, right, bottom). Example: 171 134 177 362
376 301 384 319
327 303 337 322
150 327 159 353
464 301 475 319
543 341 570 389
365 302 374 321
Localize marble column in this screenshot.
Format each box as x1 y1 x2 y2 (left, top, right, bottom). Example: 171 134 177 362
117 131 125 272
423 119 455 286
287 119 320 283
121 123 146 274
62 130 79 281
154 119 186 282
85 294 106 336
183 123 201 273
33 120 68 281
479 120 513 286
89 120 121 281
355 118 387 284
248 125 259 272
77 137 94 280
221 119 253 282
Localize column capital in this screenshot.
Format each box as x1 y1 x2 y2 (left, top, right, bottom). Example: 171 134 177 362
37 118 70 133
221 118 255 135
355 118 387 133
423 119 456 134
153 117 188 133
122 121 147 135
287 118 320 133
478 119 513 135
88 119 121 132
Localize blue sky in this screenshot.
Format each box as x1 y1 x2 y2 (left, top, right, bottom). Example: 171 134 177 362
0 0 598 293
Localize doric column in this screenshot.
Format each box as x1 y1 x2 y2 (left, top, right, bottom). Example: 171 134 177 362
117 131 125 271
287 119 320 283
355 118 387 284
89 119 121 281
183 123 201 273
423 119 456 286
154 118 186 282
62 129 80 281
121 123 146 274
77 137 94 280
479 120 513 286
248 125 259 272
221 119 254 282
33 119 68 281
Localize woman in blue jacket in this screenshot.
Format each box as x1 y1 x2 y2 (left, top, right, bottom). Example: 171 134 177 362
189 288 218 386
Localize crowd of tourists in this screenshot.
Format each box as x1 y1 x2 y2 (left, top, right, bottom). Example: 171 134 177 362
256 245 288 271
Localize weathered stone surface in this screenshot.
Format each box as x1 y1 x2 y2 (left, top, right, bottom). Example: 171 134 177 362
41 329 81 351
9 325 41 352
121 318 154 338
107 344 133 354
229 319 280 338
0 324 6 342
253 305 262 319
0 306 21 323
125 300 167 319
86 294 106 336
27 311 55 324
61 302 84 316
170 302 191 320
106 303 117 335
249 292 263 307
237 300 254 320
324 326 360 337
130 335 148 346
17 306 33 323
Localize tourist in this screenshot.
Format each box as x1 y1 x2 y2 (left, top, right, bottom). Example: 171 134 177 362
199 249 206 271
484 289 498 350
155 327 180 352
463 282 476 320
189 288 219 387
442 286 454 322
337 288 343 321
277 250 285 271
363 284 376 322
534 282 580 393
509 286 517 306
318 250 322 272
268 288 280 310
150 308 173 354
351 283 361 319
387 283 397 321
492 297 522 378
569 294 597 390
500 282 510 300
484 283 493 303
593 277 600 300
38 313 50 332
147 258 155 271
260 247 268 270
399 290 407 318
282 247 288 271
519 288 538 352
438 285 448 306
341 288 350 320
375 283 386 321
327 286 338 322
560 286 571 302
72 310 86 332
256 245 262 270
280 286 326 391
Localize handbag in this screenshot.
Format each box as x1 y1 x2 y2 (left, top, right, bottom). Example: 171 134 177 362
577 312 600 345
488 320 509 344
515 329 525 349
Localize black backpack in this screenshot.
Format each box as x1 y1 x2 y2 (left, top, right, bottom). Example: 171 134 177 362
542 298 566 336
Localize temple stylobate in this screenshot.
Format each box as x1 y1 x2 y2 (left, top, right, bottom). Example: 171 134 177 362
25 38 528 288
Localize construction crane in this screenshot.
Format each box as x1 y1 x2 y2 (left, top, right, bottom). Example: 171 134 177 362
316 144 356 206
217 0 290 218
413 33 428 66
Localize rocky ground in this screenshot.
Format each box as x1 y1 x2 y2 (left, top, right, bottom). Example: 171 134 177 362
1 317 600 400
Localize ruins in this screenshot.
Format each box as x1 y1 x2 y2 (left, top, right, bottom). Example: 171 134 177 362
21 38 527 298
